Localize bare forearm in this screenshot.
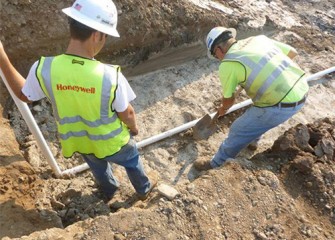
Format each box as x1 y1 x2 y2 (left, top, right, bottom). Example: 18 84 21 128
117 104 138 135
0 46 29 102
287 49 297 59
121 112 137 130
218 86 243 116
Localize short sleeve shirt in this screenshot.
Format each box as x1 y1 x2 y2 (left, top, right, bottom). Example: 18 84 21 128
218 61 245 98
218 37 308 102
22 60 136 112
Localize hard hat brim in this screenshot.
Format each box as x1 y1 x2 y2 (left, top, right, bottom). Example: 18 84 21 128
207 27 236 59
62 7 120 37
228 28 237 38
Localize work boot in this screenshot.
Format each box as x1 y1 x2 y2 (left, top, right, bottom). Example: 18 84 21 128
194 158 213 171
138 171 159 201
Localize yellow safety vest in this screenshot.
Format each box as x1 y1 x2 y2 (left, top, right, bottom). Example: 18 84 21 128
36 54 130 158
223 35 306 107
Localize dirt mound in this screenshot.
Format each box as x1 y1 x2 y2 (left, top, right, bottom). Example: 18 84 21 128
268 118 335 224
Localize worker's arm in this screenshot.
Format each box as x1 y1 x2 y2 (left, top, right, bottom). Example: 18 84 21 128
0 41 30 102
217 86 243 116
217 96 235 117
117 104 139 136
272 38 298 60
287 48 297 59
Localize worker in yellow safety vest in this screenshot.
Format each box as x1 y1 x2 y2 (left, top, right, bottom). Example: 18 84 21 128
194 26 309 171
0 0 158 201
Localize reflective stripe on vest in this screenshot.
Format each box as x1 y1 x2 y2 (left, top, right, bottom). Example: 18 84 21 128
225 48 291 102
37 55 130 158
40 57 121 139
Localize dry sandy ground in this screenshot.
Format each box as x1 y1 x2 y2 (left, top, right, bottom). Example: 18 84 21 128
1 49 334 240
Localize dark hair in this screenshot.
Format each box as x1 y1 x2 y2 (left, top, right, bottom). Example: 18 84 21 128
68 18 96 41
210 31 233 55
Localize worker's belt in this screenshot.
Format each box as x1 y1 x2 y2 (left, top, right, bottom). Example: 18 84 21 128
275 95 306 108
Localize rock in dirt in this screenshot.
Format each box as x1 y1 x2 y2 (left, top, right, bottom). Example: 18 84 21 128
157 184 180 200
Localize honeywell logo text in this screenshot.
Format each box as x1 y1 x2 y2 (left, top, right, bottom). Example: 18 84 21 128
56 84 96 94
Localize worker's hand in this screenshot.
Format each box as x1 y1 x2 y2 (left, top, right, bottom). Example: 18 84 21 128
129 126 139 136
219 95 235 117
0 40 5 61
0 40 8 67
117 104 139 136
217 106 228 117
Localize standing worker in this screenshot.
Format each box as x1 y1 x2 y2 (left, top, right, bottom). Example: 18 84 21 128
0 0 158 201
194 26 309 171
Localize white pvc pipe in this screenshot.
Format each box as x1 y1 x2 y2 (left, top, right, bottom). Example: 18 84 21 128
305 66 335 82
0 70 62 177
1 67 334 178
137 66 335 148
61 162 89 176
43 66 335 176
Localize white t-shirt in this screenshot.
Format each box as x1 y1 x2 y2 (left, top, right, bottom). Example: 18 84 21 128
22 60 136 112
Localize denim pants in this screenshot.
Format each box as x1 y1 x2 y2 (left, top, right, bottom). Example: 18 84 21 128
82 138 150 198
210 103 305 168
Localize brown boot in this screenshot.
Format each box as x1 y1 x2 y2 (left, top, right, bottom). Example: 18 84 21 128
138 171 159 201
194 158 212 171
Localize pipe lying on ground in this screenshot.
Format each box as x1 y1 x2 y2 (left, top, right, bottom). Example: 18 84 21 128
137 66 335 148
55 98 252 176
137 99 252 148
1 67 334 177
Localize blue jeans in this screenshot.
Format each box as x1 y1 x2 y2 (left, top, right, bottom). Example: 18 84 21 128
210 103 305 168
82 138 150 198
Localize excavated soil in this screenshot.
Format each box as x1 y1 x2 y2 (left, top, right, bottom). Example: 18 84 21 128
0 0 335 239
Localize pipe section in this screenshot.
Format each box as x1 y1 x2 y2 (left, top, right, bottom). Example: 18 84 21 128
136 99 252 148
137 66 335 148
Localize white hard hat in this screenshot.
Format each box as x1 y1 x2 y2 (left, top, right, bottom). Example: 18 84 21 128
62 0 120 37
205 26 236 59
